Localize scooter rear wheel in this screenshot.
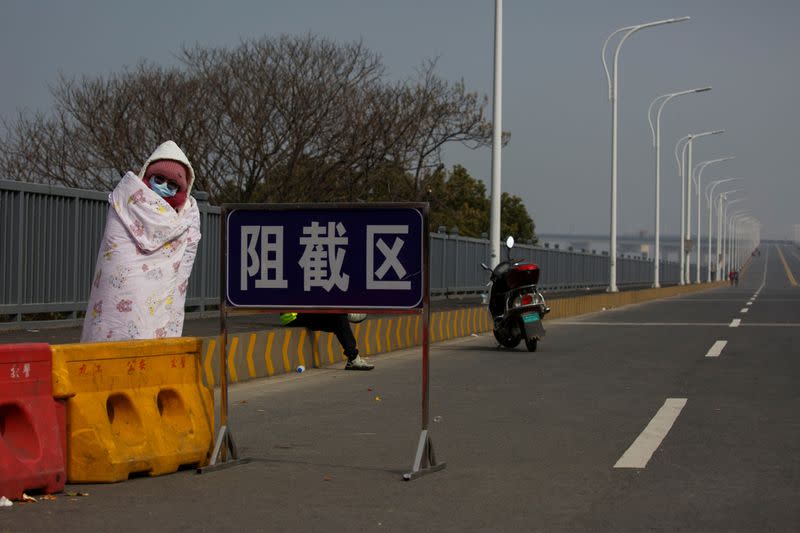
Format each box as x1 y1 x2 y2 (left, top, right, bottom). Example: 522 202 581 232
493 329 521 349
524 336 538 352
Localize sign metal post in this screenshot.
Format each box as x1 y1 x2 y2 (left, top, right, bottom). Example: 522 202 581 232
199 209 247 473
403 211 446 480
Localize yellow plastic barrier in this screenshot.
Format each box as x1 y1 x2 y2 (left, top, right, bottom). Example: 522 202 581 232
51 338 214 483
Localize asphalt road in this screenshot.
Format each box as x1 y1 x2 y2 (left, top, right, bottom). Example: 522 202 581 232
2 243 798 532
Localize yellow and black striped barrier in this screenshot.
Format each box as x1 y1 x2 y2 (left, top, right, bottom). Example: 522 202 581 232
200 310 491 387
198 281 724 386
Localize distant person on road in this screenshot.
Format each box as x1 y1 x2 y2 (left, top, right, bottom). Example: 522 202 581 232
279 312 374 370
728 270 736 286
81 140 201 342
734 270 739 286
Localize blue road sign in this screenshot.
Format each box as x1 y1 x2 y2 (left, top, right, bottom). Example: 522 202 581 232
225 205 425 309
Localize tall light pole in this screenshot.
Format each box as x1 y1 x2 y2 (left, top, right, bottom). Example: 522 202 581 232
735 216 758 267
716 190 742 279
705 178 740 281
692 157 734 282
647 87 711 288
720 196 745 276
675 129 724 283
488 0 503 268
729 211 752 271
602 16 689 292
674 134 691 284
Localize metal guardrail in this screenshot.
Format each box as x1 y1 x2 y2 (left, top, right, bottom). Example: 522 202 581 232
0 179 697 329
430 231 690 294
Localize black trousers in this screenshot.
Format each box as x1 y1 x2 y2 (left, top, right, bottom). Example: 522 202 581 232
287 313 359 360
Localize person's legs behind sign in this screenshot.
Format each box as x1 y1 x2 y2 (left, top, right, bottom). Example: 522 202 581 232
287 313 374 371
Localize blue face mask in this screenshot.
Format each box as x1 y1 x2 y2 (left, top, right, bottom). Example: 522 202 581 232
148 175 179 198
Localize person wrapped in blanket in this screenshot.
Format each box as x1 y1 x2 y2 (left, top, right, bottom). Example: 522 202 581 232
280 312 374 370
81 140 201 342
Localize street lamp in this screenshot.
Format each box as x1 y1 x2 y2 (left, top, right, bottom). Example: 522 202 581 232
729 211 752 272
489 0 503 268
647 86 711 288
674 134 691 284
705 178 741 281
602 16 690 292
692 157 734 282
716 189 742 278
674 129 724 283
719 194 745 272
734 216 758 269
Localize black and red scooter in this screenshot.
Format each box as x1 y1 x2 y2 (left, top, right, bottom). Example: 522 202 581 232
481 237 549 352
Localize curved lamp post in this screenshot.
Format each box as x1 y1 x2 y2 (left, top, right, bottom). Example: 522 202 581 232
674 134 692 284
647 86 711 288
692 157 735 282
705 178 741 281
729 211 752 272
602 16 690 292
733 215 758 269
721 197 746 276
675 129 724 283
716 189 742 278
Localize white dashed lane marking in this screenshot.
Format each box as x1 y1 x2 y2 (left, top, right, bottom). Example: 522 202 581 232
705 340 728 358
615 398 688 469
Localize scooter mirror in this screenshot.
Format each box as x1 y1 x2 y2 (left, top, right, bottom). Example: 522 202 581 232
505 236 515 249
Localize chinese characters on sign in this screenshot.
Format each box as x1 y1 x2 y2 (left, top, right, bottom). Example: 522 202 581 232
240 226 287 290
227 207 424 309
298 221 350 292
367 225 412 291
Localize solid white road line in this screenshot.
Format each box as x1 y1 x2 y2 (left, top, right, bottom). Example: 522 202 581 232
555 321 800 327
705 340 728 358
740 308 749 314
556 322 730 327
614 398 688 469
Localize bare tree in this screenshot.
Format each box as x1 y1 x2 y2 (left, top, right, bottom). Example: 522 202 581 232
0 35 492 205
0 63 217 193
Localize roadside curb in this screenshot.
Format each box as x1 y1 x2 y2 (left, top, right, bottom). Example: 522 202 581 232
200 281 726 386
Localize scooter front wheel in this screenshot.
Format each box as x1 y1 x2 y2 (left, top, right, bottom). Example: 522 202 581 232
493 329 521 349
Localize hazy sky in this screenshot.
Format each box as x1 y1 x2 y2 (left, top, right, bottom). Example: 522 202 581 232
2 1 798 239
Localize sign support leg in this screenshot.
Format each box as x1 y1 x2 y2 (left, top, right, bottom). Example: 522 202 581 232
404 206 445 480
404 429 446 480
198 209 249 473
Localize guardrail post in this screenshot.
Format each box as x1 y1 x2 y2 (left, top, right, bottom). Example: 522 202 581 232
16 189 25 325
71 194 80 319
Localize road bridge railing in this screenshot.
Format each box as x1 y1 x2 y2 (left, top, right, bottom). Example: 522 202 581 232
1 179 696 330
